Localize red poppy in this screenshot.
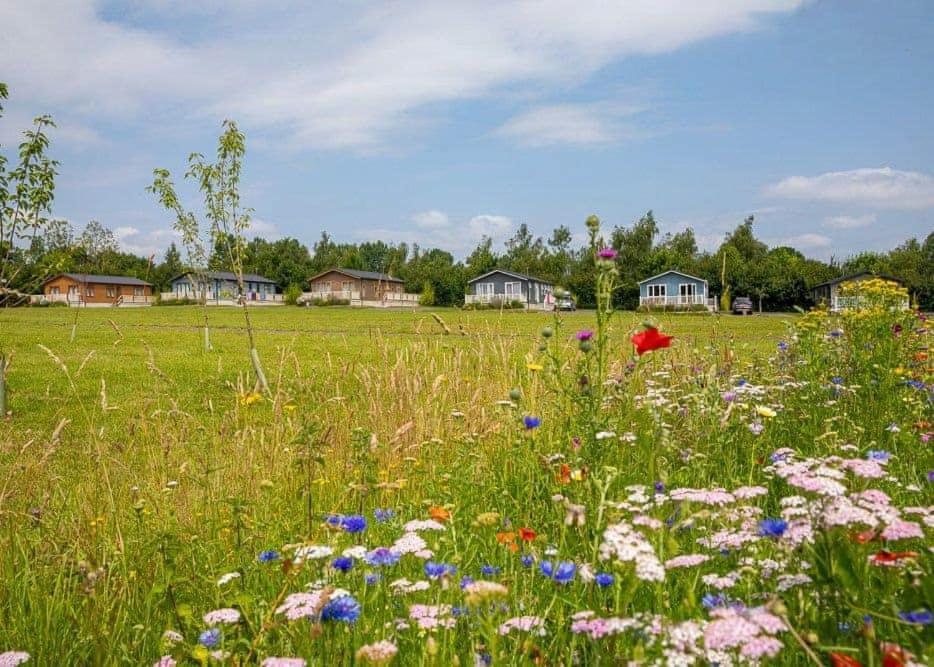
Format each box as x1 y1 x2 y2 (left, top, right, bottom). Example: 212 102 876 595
829 653 863 667
631 327 673 355
880 643 909 667
518 527 536 542
870 550 918 565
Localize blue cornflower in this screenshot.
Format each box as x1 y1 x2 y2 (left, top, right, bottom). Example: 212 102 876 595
928 470 934 483
258 550 280 563
539 560 575 584
595 572 614 587
777 341 788 351
424 561 456 578
831 376 844 385
702 593 728 609
866 450 891 462
480 565 501 576
905 379 925 390
758 518 788 538
321 595 361 623
451 606 468 617
523 415 541 430
520 555 535 568
829 329 843 338
737 379 747 386
653 481 665 493
374 508 395 523
331 556 354 572
198 628 222 648
325 514 343 528
898 609 932 625
459 575 475 589
364 572 381 585
770 451 790 463
340 515 367 533
364 548 400 567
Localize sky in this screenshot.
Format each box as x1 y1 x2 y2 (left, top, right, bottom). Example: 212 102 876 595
1 0 932 261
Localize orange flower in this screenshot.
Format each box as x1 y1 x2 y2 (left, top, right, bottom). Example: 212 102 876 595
518 527 536 542
849 529 876 544
496 531 516 544
556 464 571 485
429 506 451 522
829 653 863 667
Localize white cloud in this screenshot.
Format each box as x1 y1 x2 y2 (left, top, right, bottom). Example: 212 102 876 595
497 101 647 147
114 226 140 240
766 167 934 210
247 218 281 239
412 210 450 228
467 214 515 241
113 226 181 257
353 212 515 256
0 1 805 150
781 233 831 250
823 213 876 229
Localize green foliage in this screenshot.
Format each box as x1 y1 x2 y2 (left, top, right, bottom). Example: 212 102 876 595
418 280 435 306
283 283 303 306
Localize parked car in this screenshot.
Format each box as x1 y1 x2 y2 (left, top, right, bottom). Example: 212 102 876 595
732 296 754 315
554 295 576 311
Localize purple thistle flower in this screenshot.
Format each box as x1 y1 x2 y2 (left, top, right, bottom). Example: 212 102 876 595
597 248 618 260
576 330 594 341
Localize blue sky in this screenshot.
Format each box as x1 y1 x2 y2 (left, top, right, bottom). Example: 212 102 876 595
1 1 932 260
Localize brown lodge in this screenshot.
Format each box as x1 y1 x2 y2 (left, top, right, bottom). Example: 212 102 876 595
41 273 153 305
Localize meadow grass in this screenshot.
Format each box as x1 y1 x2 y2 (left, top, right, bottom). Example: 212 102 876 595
0 302 930 666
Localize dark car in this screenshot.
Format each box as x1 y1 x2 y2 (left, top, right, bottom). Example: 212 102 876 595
732 297 753 315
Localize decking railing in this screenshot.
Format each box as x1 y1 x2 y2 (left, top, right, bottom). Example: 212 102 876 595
831 296 909 313
639 295 717 311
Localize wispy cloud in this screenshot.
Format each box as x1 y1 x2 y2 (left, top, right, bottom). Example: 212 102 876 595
497 101 648 147
781 232 832 250
356 211 515 256
822 213 876 229
766 167 934 210
1 1 805 151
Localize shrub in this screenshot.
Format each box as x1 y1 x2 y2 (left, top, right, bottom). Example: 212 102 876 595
284 283 303 306
419 281 435 307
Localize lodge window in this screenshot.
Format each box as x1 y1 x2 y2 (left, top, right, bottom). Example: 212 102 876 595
106 286 116 298
85 286 95 297
504 282 522 297
134 287 143 297
341 281 352 291
679 284 696 298
475 283 494 296
647 284 666 297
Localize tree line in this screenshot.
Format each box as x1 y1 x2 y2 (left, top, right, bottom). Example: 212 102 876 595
9 213 933 310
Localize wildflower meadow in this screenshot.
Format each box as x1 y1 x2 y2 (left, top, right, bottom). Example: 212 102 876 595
0 219 931 665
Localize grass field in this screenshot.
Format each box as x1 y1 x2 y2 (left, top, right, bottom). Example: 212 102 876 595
0 301 931 666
